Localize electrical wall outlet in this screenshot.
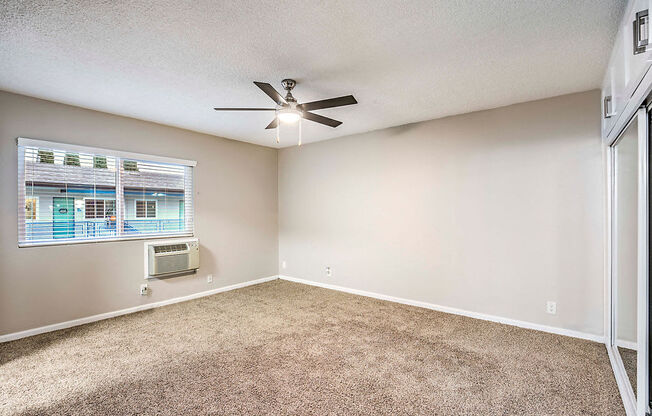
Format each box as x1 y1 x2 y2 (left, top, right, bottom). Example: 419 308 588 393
140 283 148 296
282 260 287 269
546 301 556 315
326 266 332 277
207 274 213 283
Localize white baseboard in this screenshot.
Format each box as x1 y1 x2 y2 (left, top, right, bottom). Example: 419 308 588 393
0 275 278 343
279 275 605 343
2 275 605 345
607 344 637 416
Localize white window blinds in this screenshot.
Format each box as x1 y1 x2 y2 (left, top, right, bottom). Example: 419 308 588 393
17 138 195 247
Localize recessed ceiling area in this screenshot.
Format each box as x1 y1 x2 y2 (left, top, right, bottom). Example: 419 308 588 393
0 1 622 148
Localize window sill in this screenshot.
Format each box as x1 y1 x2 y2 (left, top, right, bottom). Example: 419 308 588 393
18 232 194 248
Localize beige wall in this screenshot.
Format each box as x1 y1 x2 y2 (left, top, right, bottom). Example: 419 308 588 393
0 91 278 335
278 90 605 336
1 89 605 338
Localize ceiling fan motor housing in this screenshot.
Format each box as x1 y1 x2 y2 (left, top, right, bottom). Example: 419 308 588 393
281 79 297 103
281 79 296 91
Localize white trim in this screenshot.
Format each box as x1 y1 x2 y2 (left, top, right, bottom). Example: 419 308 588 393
604 141 614 357
18 232 194 248
605 64 652 145
0 275 278 343
17 137 197 167
607 343 638 416
635 107 649 416
278 276 604 343
606 113 638 416
616 339 639 350
0 274 606 346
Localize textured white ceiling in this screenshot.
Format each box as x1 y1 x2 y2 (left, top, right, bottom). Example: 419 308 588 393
0 1 623 148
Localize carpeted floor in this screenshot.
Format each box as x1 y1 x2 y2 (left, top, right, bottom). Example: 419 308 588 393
1 280 624 415
619 347 637 393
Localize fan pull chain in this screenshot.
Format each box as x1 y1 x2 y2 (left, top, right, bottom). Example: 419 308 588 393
298 117 302 146
276 123 280 144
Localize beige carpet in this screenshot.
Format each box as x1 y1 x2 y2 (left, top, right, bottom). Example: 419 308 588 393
1 280 623 415
619 347 637 393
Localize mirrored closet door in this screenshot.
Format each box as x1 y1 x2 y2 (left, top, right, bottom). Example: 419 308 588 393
609 107 650 416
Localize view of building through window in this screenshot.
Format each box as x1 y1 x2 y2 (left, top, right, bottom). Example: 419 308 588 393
135 200 157 218
25 197 38 220
84 199 116 220
18 140 193 245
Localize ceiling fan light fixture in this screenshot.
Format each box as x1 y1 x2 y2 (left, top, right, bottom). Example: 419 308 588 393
277 108 302 124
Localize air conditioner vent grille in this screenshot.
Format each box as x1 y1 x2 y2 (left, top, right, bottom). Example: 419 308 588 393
153 243 188 254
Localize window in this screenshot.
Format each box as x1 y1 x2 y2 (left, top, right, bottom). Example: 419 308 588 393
135 200 156 218
17 138 195 246
84 199 116 220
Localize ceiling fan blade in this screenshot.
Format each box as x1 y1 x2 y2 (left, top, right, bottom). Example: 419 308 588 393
213 108 276 111
298 95 357 112
302 111 342 128
254 81 287 106
265 118 279 129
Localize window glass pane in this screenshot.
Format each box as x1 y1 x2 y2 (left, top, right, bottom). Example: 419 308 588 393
21 146 117 243
124 158 186 237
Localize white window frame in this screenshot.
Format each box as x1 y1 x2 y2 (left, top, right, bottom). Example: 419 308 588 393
135 199 157 219
17 137 196 247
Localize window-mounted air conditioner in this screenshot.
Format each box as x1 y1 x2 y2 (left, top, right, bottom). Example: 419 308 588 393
145 238 199 278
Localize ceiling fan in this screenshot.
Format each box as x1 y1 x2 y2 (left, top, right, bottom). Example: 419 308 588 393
213 79 357 130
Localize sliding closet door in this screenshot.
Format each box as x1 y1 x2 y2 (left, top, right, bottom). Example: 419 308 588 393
609 107 649 416
613 114 638 408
